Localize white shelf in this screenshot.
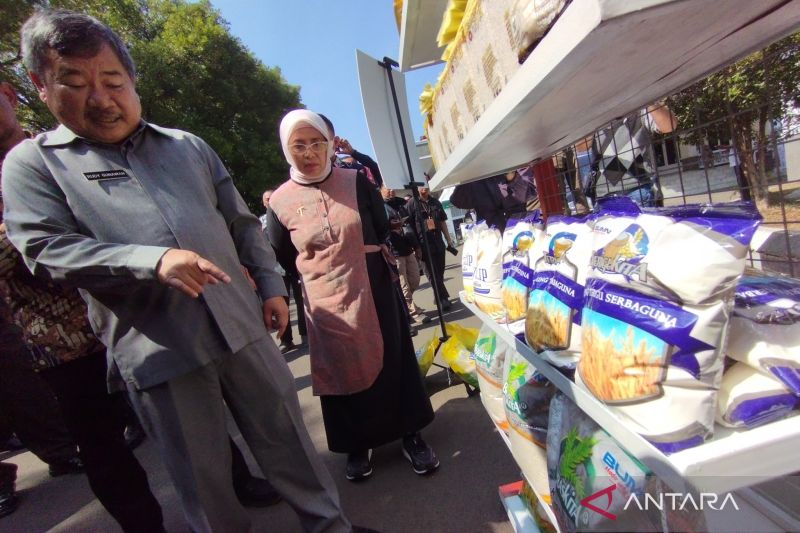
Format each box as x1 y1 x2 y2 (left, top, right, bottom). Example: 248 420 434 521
462 294 800 494
501 493 542 533
428 0 800 191
398 0 449 72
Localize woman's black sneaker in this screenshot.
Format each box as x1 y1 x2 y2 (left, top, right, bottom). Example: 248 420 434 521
402 433 439 475
345 449 373 481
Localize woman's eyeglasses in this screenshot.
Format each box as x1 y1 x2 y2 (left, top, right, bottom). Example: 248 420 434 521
289 141 328 156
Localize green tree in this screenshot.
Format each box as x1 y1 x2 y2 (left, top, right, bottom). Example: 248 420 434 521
670 32 800 206
0 0 302 211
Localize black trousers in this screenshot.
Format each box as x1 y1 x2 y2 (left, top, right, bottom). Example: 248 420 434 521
280 274 307 344
420 236 450 301
40 351 164 533
0 323 78 465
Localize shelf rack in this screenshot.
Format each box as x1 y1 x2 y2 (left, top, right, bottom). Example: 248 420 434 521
425 0 800 191
397 0 449 72
462 294 800 495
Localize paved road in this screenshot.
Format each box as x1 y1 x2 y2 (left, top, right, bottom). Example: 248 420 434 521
0 248 520 533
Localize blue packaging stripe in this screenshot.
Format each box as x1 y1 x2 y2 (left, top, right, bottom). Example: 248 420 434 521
583 279 713 356
531 271 584 325
504 260 535 288
648 435 705 454
736 277 800 307
729 394 800 428
769 366 800 394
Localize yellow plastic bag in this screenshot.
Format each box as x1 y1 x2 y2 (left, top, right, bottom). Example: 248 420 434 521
416 332 440 377
441 323 480 389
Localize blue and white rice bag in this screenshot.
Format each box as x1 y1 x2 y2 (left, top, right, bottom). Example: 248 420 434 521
474 226 505 321
728 272 800 394
717 362 799 428
500 212 543 337
577 199 761 453
525 215 592 369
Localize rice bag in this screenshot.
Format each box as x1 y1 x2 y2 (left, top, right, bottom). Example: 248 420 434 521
462 221 486 303
474 323 512 431
504 351 555 502
474 226 505 321
547 392 657 533
577 199 761 453
441 322 480 389
525 215 592 369
728 272 800 394
501 212 544 337
717 362 799 428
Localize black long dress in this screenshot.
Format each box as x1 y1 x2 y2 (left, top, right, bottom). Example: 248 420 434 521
266 174 434 452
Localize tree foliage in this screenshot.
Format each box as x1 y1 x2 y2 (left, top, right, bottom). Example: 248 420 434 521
670 32 800 204
0 0 302 211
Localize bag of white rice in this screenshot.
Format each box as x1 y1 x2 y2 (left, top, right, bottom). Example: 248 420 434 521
717 362 799 428
474 226 505 321
728 272 800 394
474 323 512 432
577 199 761 453
462 221 487 303
589 199 760 305
504 351 555 503
525 215 593 370
547 392 662 533
501 212 544 337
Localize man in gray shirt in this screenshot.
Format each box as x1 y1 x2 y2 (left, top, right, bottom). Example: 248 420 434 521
3 10 352 533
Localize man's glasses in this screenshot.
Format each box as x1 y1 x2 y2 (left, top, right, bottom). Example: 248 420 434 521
289 141 328 156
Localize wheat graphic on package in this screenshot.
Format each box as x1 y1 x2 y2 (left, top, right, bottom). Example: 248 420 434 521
525 215 592 370
500 212 543 337
575 198 760 453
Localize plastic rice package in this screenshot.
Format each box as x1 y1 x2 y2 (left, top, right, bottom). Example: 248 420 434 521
441 322 480 389
504 351 555 502
461 221 486 303
525 215 592 369
577 199 761 453
474 323 512 431
501 212 543 337
728 271 800 394
473 226 505 321
717 362 799 429
547 392 661 533
509 0 566 60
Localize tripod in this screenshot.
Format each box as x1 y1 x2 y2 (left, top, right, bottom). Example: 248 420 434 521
378 56 476 397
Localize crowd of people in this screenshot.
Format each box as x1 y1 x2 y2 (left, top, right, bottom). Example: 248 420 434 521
0 8 475 533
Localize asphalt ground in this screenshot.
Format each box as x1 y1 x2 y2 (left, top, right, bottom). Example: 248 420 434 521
0 247 520 533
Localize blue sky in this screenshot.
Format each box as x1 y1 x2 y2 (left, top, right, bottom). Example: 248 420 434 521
209 0 438 157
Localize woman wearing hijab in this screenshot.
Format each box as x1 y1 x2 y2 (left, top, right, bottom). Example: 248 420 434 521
265 110 438 482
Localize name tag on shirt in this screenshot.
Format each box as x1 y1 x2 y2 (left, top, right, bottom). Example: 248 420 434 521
83 169 130 181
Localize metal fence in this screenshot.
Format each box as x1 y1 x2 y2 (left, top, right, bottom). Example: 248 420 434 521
541 31 800 277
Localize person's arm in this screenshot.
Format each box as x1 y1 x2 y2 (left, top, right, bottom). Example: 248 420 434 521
264 208 299 277
357 173 390 241
434 199 454 247
647 103 677 133
336 138 384 188
203 142 286 302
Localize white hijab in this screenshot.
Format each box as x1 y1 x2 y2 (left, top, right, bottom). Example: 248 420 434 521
279 109 335 185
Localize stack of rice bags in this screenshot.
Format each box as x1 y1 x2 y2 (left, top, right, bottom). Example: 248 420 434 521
575 198 761 452
718 271 800 428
